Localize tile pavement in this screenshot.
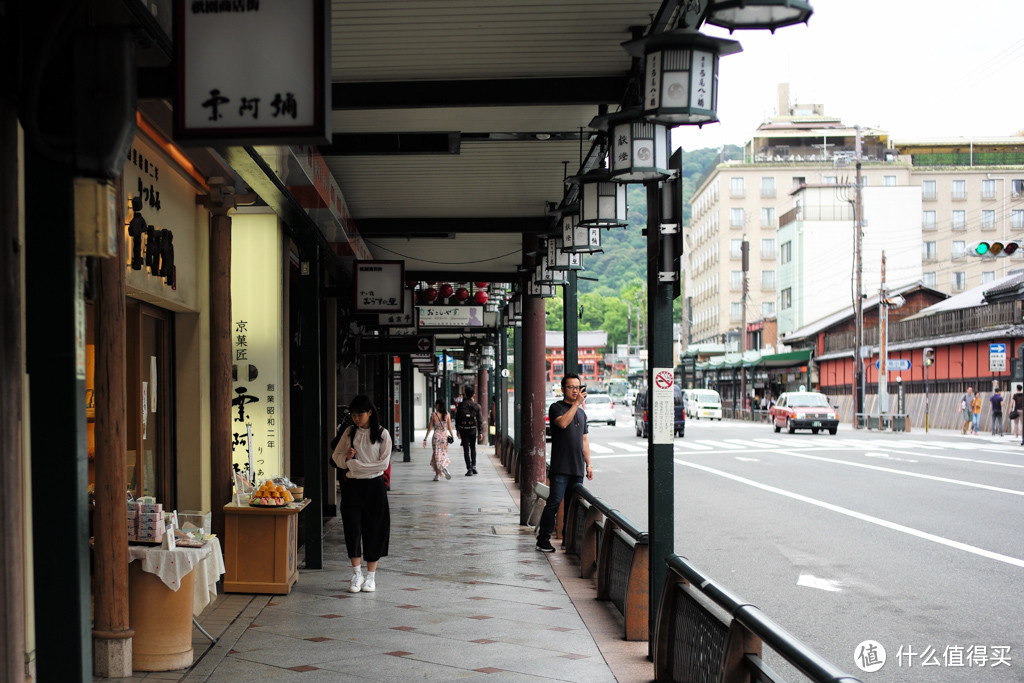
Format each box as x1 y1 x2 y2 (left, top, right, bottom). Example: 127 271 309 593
98 442 651 682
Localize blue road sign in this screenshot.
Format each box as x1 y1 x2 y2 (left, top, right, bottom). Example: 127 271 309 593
876 359 912 371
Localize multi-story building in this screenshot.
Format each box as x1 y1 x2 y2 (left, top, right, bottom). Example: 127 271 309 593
686 84 1024 348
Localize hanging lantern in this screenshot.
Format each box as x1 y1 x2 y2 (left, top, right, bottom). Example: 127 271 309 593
706 0 813 33
454 287 470 302
546 237 582 271
572 167 627 227
561 212 602 254
622 29 742 126
535 258 567 287
474 282 488 289
420 287 438 304
473 290 489 305
439 283 454 298
591 109 673 182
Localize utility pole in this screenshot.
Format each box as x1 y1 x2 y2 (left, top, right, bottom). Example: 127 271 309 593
878 251 888 421
740 235 749 414
853 126 864 426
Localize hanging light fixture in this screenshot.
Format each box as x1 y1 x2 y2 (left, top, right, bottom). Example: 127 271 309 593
622 29 741 126
547 237 582 271
561 212 602 254
571 162 627 228
706 0 813 33
590 109 673 182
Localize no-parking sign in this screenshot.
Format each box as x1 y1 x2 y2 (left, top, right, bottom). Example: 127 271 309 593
652 368 674 444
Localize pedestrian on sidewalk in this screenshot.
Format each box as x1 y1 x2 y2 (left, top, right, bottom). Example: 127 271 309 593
1010 385 1023 437
456 387 483 475
989 387 1005 436
332 395 392 594
960 387 974 434
422 400 453 481
971 390 983 435
537 373 593 554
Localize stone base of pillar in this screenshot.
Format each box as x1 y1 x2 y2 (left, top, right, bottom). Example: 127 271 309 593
93 632 133 678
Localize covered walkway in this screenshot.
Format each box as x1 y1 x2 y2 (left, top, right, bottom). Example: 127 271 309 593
110 444 649 682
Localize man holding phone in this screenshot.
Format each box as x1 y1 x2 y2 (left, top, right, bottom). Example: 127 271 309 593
536 372 593 553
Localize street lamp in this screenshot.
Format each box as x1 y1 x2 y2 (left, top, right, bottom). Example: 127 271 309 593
590 109 673 182
705 0 813 32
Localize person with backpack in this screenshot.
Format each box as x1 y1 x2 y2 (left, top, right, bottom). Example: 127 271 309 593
456 387 484 476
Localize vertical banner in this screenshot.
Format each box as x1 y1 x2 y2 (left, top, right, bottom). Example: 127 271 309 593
651 367 675 444
392 359 402 446
231 213 285 481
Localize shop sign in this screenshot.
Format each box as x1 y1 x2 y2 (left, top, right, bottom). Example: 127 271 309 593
418 306 485 328
354 261 404 313
174 0 330 145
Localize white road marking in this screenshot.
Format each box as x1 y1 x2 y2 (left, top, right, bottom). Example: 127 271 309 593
735 457 760 462
797 574 844 592
587 443 614 454
674 458 1024 569
607 441 648 452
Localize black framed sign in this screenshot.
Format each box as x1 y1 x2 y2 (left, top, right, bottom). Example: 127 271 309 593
354 261 404 313
173 0 330 145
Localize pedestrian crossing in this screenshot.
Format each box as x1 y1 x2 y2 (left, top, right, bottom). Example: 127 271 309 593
587 436 1024 456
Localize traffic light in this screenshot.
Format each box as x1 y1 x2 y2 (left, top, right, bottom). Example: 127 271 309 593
923 347 935 366
968 240 1021 257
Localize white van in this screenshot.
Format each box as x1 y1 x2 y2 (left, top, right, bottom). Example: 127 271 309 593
685 389 723 420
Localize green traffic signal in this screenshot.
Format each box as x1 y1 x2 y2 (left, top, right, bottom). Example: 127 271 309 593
970 240 1020 256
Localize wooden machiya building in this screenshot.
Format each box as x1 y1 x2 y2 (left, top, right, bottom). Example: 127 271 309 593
782 277 1024 430
545 330 608 388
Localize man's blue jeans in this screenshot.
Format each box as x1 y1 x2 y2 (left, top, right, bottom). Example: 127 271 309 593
537 473 583 544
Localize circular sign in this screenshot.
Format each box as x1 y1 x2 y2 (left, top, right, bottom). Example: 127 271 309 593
501 369 510 378
655 371 673 389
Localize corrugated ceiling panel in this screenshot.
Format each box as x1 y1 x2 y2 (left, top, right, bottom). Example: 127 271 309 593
366 233 524 275
332 105 601 134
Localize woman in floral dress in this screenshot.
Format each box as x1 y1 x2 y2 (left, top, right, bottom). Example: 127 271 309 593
422 400 453 480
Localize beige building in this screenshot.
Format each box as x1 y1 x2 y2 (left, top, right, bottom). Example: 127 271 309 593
686 85 1024 347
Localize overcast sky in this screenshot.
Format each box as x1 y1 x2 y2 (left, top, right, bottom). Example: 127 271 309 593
672 0 1024 152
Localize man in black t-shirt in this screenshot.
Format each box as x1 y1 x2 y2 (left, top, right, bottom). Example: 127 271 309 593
456 388 483 475
536 373 593 553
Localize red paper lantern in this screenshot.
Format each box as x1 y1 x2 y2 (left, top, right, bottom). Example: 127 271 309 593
439 283 454 298
474 282 489 289
421 287 438 303
454 287 470 302
473 290 489 305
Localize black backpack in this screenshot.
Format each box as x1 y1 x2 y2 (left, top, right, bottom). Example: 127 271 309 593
457 401 477 430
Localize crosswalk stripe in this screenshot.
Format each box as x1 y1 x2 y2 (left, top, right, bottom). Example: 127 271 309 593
673 440 712 450
607 441 648 452
588 443 614 454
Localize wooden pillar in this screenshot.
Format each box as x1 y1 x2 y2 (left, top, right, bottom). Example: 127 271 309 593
209 209 233 543
92 191 133 676
477 364 489 444
519 290 547 525
0 98 26 683
300 244 324 569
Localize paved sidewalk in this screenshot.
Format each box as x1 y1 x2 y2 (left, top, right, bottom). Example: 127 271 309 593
103 442 650 682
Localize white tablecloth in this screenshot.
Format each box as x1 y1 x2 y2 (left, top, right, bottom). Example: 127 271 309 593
128 537 225 616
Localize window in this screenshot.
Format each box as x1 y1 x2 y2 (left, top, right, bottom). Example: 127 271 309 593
760 207 776 228
761 176 776 198
761 270 776 289
883 175 897 186
981 209 996 230
922 241 937 261
923 272 937 287
730 207 745 227
730 302 743 322
952 179 966 200
781 287 792 310
952 210 966 230
791 176 806 189
823 175 837 184
922 210 936 230
761 238 776 259
761 301 776 317
952 272 966 291
730 270 743 291
922 180 937 200
1013 179 1024 198
730 177 745 198
780 241 792 264
981 271 996 284
982 179 996 199
951 240 966 259
1012 209 1024 230
730 239 743 259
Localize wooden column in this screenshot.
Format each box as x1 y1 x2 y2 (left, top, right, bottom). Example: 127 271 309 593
92 196 133 677
519 290 547 525
0 98 26 683
477 364 489 443
209 210 233 543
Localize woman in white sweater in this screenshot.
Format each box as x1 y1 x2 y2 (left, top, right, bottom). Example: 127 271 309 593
331 395 392 593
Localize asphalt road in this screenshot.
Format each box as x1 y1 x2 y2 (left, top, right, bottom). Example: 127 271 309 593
581 405 1024 682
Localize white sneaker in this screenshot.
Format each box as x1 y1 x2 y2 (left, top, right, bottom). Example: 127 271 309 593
442 467 451 480
349 573 364 593
362 576 376 592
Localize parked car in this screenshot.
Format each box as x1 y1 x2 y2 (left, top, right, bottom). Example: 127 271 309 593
623 388 638 407
582 393 616 426
544 395 561 438
633 386 685 438
684 389 723 420
769 391 839 434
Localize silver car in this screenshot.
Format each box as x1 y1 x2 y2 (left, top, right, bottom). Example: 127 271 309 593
582 393 616 426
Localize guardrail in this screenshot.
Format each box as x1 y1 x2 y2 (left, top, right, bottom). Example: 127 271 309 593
657 554 862 683
564 486 650 641
563 483 862 682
